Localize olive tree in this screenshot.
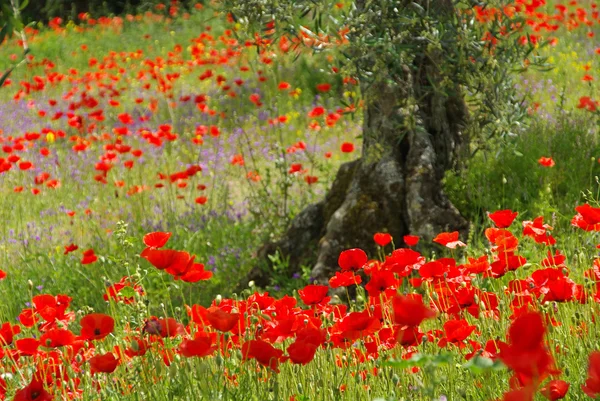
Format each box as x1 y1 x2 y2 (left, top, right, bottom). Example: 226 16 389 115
226 0 545 286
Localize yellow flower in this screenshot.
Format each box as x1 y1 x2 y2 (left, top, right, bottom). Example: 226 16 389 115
46 132 55 143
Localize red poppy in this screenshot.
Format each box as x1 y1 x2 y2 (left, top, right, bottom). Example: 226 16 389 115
538 157 555 167
179 263 213 282
403 235 419 246
502 386 535 401
80 313 115 340
206 306 239 332
582 351 600 398
329 271 362 288
144 317 184 338
64 243 78 254
316 83 331 92
242 339 286 372
488 209 518 228
143 232 171 248
335 310 381 340
179 332 217 358
124 337 149 358
287 339 318 365
141 249 192 271
0 322 20 345
340 142 354 153
433 231 466 248
437 319 477 347
90 352 120 374
373 232 392 246
499 311 558 386
81 249 98 265
338 248 368 271
308 106 325 118
575 204 600 226
298 285 330 306
13 379 52 401
118 113 133 125
392 294 436 327
40 328 77 348
304 175 318 185
541 379 569 400
364 270 398 297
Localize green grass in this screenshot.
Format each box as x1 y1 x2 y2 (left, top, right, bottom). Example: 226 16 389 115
1 1 600 400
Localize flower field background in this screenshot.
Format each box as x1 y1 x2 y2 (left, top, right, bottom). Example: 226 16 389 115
2 0 600 400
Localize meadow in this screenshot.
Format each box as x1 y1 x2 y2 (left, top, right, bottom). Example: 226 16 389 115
1 1 600 400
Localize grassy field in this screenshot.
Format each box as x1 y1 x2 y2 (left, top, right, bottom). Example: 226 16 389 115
1 1 600 400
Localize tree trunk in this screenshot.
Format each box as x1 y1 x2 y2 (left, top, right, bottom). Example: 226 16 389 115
240 1 469 289
243 83 469 290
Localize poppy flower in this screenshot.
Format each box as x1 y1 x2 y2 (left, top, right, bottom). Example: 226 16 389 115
340 142 354 153
19 161 33 170
179 332 217 358
499 311 558 385
538 157 555 167
308 106 325 118
118 113 133 125
0 322 20 345
582 351 600 398
64 243 78 254
179 263 213 282
433 231 466 248
0 269 5 280
403 235 419 246
287 339 318 365
90 352 120 374
488 209 518 228
338 248 368 271
206 306 239 332
541 379 569 400
40 328 77 348
81 249 98 265
13 379 52 401
575 204 600 225
335 310 381 340
298 285 330 306
392 294 436 327
316 83 331 92
329 271 362 288
143 317 184 338
365 270 398 297
143 232 171 248
242 339 286 372
141 249 191 271
438 319 477 347
304 175 318 185
373 233 392 247
124 337 149 358
502 386 535 401
80 313 114 340
15 338 40 356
